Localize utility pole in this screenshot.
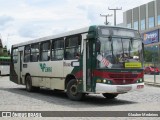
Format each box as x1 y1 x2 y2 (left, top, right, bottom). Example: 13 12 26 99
108 7 122 26
100 14 112 25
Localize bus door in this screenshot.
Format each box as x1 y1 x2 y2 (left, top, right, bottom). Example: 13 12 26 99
18 47 24 84
83 35 92 92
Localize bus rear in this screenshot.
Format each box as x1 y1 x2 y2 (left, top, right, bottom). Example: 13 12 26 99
0 56 10 75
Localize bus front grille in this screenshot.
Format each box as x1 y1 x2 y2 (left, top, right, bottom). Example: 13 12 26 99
108 73 138 85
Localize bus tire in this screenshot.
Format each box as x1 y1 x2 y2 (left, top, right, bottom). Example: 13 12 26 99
66 79 84 101
26 75 34 92
34 87 40 91
102 93 118 99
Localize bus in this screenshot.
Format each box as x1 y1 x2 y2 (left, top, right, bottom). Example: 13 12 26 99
0 56 10 75
10 25 144 100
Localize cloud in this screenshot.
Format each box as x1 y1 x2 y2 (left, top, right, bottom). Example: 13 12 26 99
0 0 155 50
25 0 68 7
18 21 53 38
18 17 90 39
0 15 14 30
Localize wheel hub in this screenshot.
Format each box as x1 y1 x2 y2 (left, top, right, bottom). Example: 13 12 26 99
26 81 30 89
70 85 77 96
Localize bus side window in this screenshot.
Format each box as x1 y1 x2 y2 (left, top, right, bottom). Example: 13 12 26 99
31 43 39 62
51 39 64 60
65 35 81 60
13 48 18 63
40 41 50 61
24 45 31 62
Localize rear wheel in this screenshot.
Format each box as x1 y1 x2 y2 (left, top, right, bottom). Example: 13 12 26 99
66 79 84 101
26 75 40 92
26 75 33 92
102 93 118 99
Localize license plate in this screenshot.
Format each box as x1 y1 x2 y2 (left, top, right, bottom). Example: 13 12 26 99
137 85 144 89
117 86 132 92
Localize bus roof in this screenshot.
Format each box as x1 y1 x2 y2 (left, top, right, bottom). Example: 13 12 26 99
12 25 138 48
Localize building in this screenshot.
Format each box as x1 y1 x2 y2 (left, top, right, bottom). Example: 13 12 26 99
123 0 160 67
123 0 160 31
0 38 10 56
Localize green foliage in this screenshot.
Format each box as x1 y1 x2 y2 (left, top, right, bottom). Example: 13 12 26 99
144 50 153 62
0 46 10 57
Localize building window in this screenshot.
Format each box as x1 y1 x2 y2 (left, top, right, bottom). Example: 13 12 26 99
140 19 145 31
127 23 131 28
40 41 50 61
31 43 39 62
148 17 154 28
24 45 31 62
51 39 64 60
158 15 160 25
133 21 138 30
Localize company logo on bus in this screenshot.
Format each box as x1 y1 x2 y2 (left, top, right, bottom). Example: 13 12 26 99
39 63 52 72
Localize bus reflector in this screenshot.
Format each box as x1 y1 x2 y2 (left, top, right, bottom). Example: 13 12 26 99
125 62 142 68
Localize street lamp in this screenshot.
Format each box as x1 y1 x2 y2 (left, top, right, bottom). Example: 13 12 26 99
152 45 158 84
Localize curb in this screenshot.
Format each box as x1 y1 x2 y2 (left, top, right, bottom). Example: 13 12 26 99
144 82 160 87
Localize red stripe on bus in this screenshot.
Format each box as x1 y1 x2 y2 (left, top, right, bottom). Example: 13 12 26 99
75 71 83 79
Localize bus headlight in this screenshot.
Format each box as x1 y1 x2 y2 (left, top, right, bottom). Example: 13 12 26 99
104 79 112 84
103 79 106 83
107 80 111 84
136 78 143 83
140 79 143 82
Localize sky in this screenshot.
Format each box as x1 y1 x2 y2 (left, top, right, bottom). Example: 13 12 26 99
0 0 154 50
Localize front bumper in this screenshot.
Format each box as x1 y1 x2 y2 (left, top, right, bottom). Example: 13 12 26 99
95 83 144 93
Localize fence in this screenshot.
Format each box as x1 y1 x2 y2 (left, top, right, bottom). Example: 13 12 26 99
144 62 160 84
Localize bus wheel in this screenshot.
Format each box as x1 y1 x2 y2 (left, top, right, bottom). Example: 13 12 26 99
66 79 84 101
102 93 118 99
26 75 34 92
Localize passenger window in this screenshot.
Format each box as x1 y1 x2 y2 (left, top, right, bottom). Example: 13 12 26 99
40 41 50 61
13 48 18 63
51 39 64 60
65 35 81 60
24 45 31 62
31 43 39 62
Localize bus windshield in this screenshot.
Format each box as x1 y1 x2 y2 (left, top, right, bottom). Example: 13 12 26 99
97 37 143 69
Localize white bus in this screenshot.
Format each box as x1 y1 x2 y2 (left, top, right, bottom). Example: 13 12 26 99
0 56 10 75
10 25 144 100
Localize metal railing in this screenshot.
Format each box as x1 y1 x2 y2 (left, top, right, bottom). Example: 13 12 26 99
144 61 160 85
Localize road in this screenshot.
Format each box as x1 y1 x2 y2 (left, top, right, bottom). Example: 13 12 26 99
0 76 160 120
